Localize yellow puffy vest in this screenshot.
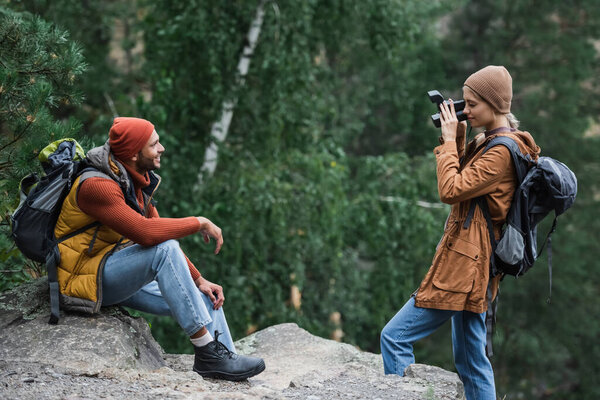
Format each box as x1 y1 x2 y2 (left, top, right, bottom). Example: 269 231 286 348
54 175 127 311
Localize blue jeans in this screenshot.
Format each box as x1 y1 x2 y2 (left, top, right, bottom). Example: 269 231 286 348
101 240 235 351
381 297 496 400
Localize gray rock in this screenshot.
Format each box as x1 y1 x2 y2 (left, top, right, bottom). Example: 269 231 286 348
0 278 165 374
236 323 464 399
405 363 466 399
0 279 465 399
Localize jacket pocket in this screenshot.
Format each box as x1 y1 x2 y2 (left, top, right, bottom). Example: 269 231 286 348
433 236 480 293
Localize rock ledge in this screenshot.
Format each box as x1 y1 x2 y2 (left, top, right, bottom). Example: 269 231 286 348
0 279 464 399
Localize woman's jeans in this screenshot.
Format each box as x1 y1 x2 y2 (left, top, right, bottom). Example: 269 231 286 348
381 297 496 400
101 240 235 351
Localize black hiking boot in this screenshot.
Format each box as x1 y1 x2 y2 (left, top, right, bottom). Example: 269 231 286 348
193 331 265 381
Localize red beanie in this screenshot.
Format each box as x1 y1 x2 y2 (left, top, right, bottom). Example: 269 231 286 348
109 117 155 161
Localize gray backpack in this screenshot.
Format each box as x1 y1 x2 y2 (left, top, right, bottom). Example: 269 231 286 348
465 136 577 357
470 136 577 283
10 139 106 324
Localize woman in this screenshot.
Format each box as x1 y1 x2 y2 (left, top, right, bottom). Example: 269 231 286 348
380 65 540 400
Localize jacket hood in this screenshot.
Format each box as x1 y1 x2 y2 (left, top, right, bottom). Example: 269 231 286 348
467 129 541 162
86 140 132 192
511 130 541 161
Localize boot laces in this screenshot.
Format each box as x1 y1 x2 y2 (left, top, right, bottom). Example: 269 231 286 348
214 331 235 359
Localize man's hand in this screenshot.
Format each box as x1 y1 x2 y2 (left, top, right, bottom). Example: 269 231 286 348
195 276 225 310
196 217 223 254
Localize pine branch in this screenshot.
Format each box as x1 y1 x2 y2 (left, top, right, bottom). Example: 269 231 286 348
16 68 54 75
0 120 33 153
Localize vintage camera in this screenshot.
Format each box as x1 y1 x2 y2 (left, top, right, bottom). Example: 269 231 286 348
428 90 467 128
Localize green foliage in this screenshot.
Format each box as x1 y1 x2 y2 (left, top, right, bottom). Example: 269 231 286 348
0 7 87 289
344 153 447 349
1 2 599 399
0 230 30 291
141 0 255 137
6 0 143 138
198 148 354 338
138 0 449 352
149 146 445 354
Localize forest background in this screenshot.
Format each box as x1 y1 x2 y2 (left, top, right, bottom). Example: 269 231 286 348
1 1 599 399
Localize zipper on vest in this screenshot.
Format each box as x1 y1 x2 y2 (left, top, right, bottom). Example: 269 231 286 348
93 237 126 313
143 174 162 216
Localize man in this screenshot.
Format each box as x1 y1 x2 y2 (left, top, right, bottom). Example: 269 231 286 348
53 117 265 381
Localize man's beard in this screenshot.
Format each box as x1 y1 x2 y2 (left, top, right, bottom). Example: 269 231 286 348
135 151 158 172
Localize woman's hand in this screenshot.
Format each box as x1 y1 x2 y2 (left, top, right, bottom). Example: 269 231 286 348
195 276 225 310
439 99 466 143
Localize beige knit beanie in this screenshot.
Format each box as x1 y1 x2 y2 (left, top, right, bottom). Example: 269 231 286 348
464 65 512 114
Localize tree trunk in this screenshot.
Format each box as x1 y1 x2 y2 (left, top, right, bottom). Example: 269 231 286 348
198 0 266 185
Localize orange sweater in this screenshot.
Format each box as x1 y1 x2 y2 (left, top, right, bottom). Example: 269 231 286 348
77 164 202 281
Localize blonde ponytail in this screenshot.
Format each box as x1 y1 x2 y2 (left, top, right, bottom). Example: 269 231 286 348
506 113 520 129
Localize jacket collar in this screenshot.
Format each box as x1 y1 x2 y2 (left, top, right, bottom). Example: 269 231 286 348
484 126 515 138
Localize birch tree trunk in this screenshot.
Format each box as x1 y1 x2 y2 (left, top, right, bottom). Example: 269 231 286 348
197 0 266 185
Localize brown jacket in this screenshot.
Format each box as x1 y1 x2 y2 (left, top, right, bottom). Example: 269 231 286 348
414 129 540 313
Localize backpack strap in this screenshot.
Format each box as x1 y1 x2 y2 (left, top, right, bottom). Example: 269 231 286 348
485 279 498 358
464 136 531 249
482 136 531 182
78 168 112 184
46 167 109 325
463 136 530 230
479 137 556 301
476 197 499 275
478 197 499 358
463 136 531 357
46 247 61 325
46 220 101 324
538 216 558 304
